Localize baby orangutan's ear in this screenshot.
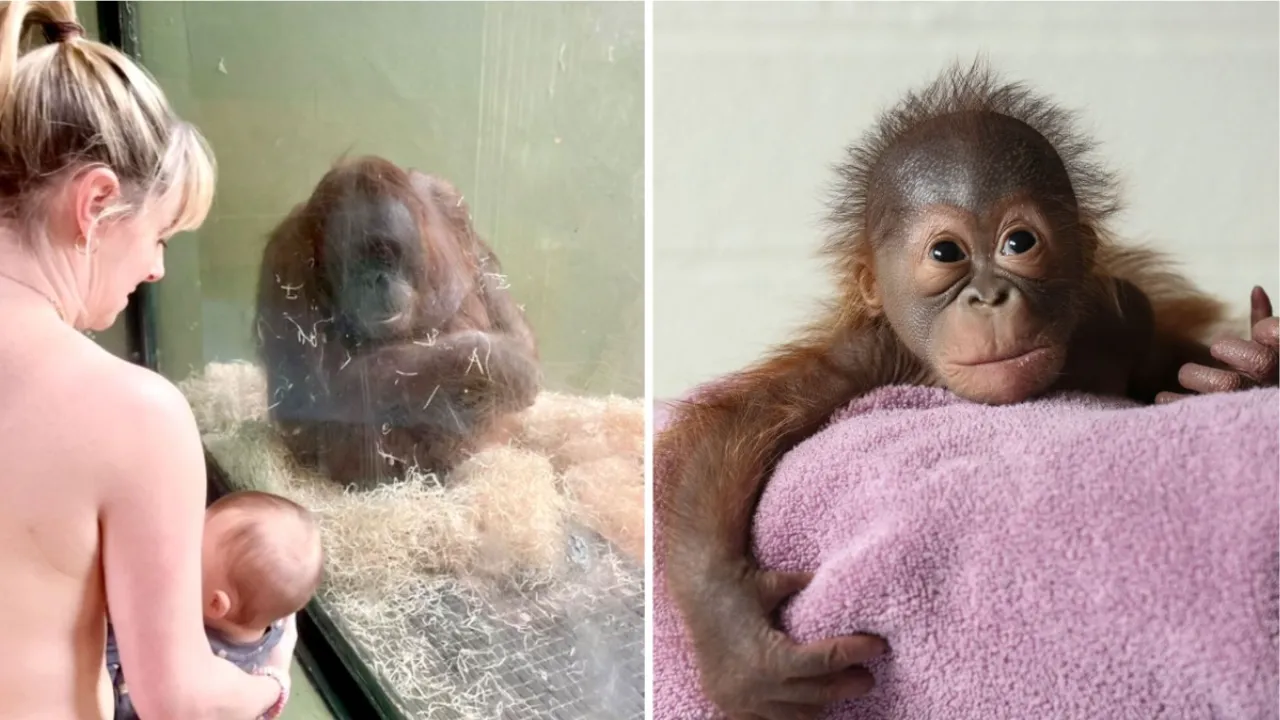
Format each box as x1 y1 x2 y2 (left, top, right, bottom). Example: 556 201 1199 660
207 590 232 620
854 257 883 316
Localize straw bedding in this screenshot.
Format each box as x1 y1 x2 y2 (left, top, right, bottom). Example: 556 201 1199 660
181 361 646 719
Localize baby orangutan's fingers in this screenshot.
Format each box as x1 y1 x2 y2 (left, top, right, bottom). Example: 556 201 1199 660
786 633 888 679
756 570 814 615
1209 337 1279 383
773 667 876 706
1252 316 1279 350
1154 391 1190 405
1178 363 1249 395
1251 286 1273 327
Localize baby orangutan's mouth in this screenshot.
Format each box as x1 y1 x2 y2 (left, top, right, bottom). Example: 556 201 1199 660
940 343 1066 406
951 345 1052 368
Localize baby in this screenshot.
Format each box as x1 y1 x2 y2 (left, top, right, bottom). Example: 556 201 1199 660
105 490 325 720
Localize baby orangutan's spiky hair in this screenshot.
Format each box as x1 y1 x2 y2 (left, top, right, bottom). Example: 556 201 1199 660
824 57 1123 260
813 57 1227 344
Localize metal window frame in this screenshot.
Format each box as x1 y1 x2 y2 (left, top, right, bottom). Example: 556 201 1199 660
96 3 405 717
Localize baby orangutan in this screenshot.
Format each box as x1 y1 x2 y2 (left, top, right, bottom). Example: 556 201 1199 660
657 60 1279 720
106 491 325 720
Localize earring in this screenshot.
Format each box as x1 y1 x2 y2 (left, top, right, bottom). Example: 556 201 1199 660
75 233 98 256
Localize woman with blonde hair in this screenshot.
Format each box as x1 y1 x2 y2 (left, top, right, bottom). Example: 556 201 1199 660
0 2 293 717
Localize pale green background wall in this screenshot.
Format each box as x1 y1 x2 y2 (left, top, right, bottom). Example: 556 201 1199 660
653 1 1280 398
130 1 644 397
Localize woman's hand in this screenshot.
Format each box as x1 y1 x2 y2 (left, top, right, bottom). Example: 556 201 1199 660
250 615 298 720
251 665 292 720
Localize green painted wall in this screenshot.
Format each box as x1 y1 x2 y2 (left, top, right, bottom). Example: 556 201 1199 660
133 1 644 397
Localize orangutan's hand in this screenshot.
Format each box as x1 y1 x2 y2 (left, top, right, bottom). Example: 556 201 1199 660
1157 287 1278 404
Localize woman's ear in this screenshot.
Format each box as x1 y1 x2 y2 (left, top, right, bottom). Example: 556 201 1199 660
71 166 122 243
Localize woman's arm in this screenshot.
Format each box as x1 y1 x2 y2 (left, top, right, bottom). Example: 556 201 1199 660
99 370 286 719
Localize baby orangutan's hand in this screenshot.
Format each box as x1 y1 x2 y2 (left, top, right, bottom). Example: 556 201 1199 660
686 566 888 720
1157 286 1279 404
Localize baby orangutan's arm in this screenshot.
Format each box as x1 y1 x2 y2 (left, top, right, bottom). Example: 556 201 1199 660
660 328 898 719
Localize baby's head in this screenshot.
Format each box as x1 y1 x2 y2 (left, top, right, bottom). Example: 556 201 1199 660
200 491 324 636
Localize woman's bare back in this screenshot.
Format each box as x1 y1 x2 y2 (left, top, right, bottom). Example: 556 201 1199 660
0 301 156 719
0 3 291 714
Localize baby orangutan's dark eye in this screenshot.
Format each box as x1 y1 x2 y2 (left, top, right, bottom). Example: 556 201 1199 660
929 240 966 263
1001 230 1038 255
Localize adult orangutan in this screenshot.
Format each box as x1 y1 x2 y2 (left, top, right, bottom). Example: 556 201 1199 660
255 156 540 489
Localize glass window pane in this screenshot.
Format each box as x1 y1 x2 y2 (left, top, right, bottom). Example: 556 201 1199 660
134 2 645 717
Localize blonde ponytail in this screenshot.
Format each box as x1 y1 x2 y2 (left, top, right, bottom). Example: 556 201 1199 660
0 0 214 236
1 2 61 105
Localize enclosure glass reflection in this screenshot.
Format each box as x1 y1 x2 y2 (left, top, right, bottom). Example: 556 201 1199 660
127 2 644 717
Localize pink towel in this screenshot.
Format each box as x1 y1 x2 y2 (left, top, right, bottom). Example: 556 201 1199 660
653 386 1280 719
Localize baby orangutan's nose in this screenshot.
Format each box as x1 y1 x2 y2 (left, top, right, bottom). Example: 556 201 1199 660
963 278 1011 309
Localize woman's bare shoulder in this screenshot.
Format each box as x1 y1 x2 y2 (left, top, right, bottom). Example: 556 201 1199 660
43 334 201 458
73 345 205 505
85 352 196 441
0 328 204 505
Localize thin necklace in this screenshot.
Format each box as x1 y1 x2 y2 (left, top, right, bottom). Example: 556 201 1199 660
0 272 68 322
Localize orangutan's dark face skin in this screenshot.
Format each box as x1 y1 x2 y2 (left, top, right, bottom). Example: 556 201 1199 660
864 111 1088 404
321 190 428 343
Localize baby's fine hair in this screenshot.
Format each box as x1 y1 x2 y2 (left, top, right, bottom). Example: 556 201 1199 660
208 491 325 627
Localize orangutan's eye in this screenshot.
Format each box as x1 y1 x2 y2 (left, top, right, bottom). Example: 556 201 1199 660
1001 230 1037 256
929 240 966 263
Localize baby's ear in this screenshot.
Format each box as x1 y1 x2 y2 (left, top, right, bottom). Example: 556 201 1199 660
207 590 232 620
